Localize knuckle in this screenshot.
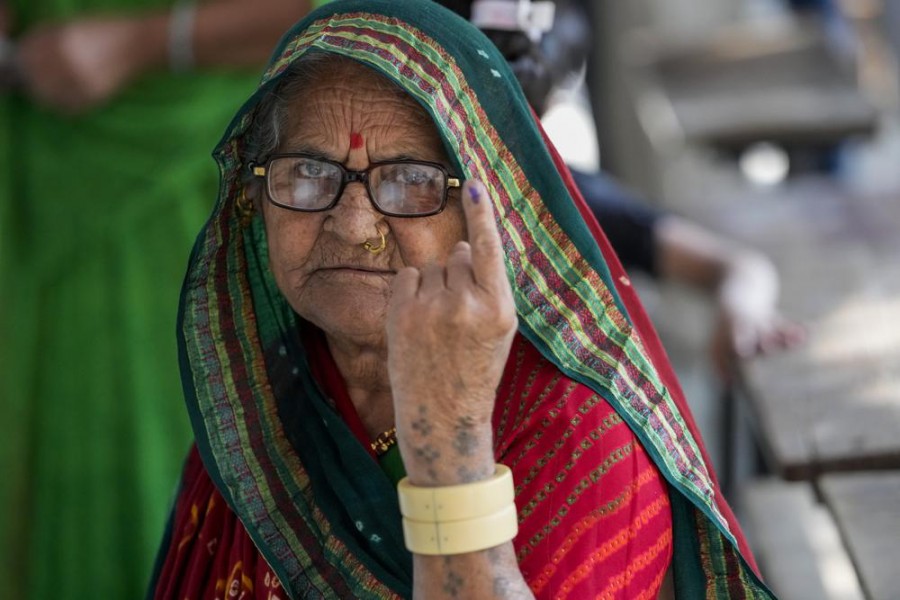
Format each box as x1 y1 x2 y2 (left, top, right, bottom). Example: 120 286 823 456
472 234 498 257
445 305 468 329
493 306 518 334
498 299 518 322
389 311 419 339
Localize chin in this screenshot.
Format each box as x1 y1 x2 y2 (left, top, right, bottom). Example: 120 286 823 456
297 292 390 342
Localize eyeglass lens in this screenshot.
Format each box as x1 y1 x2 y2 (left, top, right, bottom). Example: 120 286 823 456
266 156 447 216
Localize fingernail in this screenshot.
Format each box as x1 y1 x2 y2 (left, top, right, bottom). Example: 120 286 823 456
469 185 481 204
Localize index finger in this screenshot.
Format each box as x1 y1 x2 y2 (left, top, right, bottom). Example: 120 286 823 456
461 179 507 293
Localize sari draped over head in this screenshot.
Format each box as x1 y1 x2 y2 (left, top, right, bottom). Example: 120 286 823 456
149 1 775 598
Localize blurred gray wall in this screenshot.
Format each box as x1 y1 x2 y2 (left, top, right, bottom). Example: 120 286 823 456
587 0 745 199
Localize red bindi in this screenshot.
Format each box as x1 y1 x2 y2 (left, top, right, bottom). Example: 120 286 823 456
349 132 364 150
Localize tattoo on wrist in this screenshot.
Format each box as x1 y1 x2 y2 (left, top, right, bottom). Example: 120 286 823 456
413 444 440 480
442 558 463 597
453 415 479 456
486 546 503 564
456 464 481 483
487 548 523 599
411 406 433 437
493 575 516 599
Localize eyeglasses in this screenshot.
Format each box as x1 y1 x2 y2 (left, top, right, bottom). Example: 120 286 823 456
250 154 462 218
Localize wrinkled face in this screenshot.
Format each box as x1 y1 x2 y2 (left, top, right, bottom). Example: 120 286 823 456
260 58 466 342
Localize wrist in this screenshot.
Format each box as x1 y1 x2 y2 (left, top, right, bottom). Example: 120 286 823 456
397 419 495 486
402 454 496 487
398 464 518 556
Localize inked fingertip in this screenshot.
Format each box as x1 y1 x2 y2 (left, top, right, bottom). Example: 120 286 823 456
468 184 481 204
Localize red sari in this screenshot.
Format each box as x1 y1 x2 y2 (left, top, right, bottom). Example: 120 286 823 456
154 333 672 599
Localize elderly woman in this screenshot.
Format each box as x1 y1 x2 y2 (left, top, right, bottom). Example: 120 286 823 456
149 1 774 598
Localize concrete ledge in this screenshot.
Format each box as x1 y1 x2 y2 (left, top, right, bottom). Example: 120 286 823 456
740 478 864 600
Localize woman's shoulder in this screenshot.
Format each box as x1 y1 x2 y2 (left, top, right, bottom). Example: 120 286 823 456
495 336 674 598
492 334 668 507
148 446 284 599
493 333 621 446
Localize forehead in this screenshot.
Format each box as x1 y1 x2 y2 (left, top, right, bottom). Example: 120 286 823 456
278 58 444 160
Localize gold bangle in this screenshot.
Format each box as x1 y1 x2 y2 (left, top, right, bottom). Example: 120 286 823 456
397 464 514 522
402 504 518 555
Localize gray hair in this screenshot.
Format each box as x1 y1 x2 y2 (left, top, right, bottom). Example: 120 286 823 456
242 53 334 173
242 53 420 179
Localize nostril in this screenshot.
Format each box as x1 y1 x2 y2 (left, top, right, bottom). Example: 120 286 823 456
325 188 385 243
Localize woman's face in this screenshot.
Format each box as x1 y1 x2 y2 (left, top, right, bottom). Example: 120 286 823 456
260 59 466 342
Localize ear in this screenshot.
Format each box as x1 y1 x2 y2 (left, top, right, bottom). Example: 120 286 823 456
236 180 263 227
244 179 265 211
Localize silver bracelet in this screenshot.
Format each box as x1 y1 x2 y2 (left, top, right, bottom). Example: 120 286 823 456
168 1 197 73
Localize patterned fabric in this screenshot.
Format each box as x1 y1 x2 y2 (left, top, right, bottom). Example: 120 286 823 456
152 448 288 600
154 335 674 599
494 335 673 598
150 0 775 598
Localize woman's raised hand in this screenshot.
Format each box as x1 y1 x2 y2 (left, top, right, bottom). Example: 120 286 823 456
387 180 517 486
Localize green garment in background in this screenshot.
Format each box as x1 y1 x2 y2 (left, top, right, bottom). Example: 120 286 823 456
0 1 261 597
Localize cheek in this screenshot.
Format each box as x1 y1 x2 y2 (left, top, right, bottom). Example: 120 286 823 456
439 199 467 245
392 202 466 267
263 210 321 282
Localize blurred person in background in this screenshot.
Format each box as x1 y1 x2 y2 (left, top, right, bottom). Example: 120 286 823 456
442 0 805 380
0 0 313 597
785 0 839 19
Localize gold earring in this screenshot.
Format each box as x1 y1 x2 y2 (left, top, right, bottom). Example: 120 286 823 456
363 230 387 255
236 188 256 227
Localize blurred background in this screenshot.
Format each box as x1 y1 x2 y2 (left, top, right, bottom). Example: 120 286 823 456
2 0 899 598
566 0 900 598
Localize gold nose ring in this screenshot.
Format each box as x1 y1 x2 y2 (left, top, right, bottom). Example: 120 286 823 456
363 231 387 255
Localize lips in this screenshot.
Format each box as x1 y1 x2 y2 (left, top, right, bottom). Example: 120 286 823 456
313 265 395 281
319 265 394 274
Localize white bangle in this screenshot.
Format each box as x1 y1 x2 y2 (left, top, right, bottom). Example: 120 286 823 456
168 1 196 73
397 464 514 522
402 504 519 556
398 465 518 556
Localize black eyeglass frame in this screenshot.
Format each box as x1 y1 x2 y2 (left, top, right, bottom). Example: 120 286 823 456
249 153 462 218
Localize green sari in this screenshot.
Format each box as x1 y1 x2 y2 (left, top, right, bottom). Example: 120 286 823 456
149 1 777 597
0 1 261 597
